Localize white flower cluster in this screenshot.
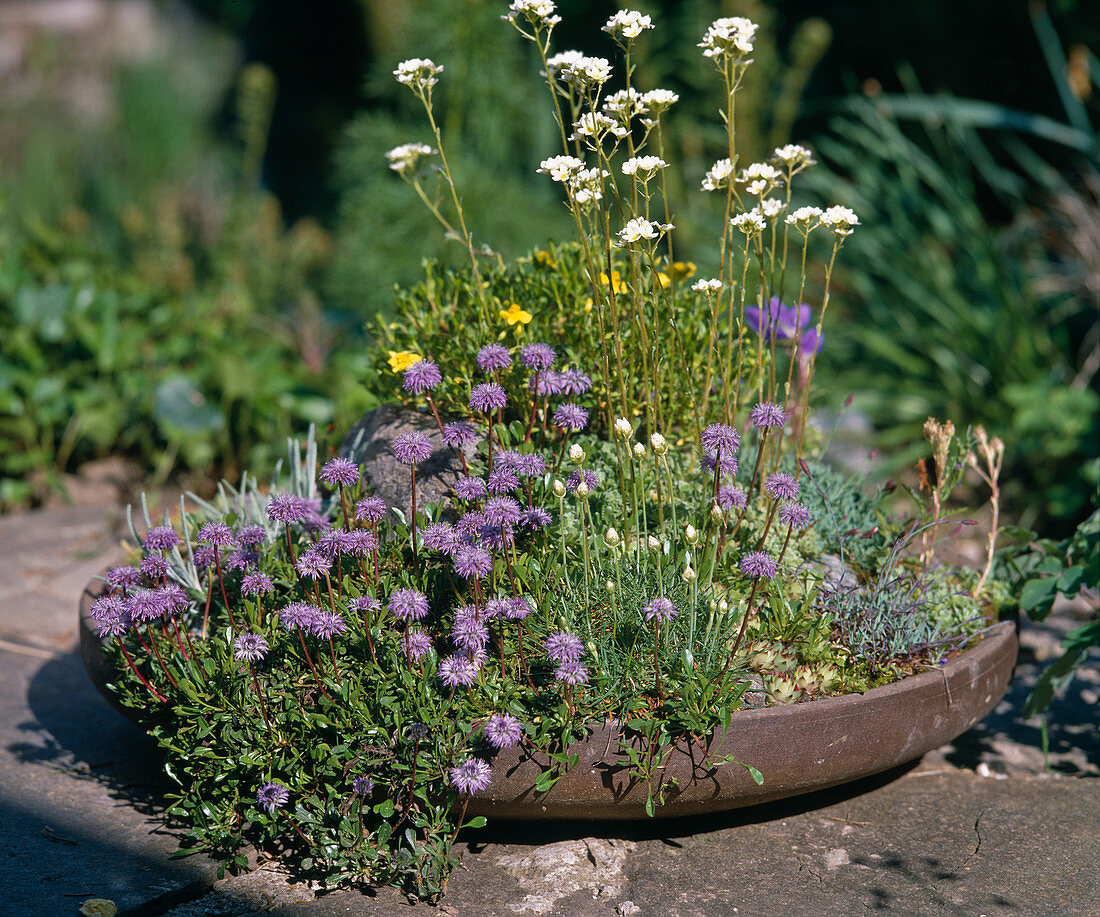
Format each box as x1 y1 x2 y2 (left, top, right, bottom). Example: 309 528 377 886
537 155 585 182
504 0 561 28
393 58 443 91
603 9 653 41
569 167 609 205
559 55 613 88
641 88 678 114
699 16 757 60
731 211 767 234
617 217 670 245
738 162 783 195
602 87 644 123
385 142 436 175
613 417 633 438
758 198 784 219
772 144 815 169
621 155 668 178
785 205 823 230
570 111 627 143
820 205 860 236
691 278 723 293
546 49 583 79
701 158 734 192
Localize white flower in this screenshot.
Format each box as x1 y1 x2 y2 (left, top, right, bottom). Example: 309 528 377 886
758 198 784 219
649 432 668 455
633 442 647 459
621 156 668 178
699 16 757 60
701 158 733 192
614 417 633 438
567 167 609 205
605 527 621 548
745 179 768 196
691 278 723 293
820 205 860 236
603 10 653 41
738 162 782 190
570 111 626 142
617 217 661 245
538 155 585 182
602 87 644 120
504 0 561 28
393 58 443 90
560 56 613 88
552 479 566 497
385 142 436 175
640 89 678 112
785 205 823 230
569 444 586 464
772 144 815 169
718 598 729 612
546 49 584 79
731 211 767 234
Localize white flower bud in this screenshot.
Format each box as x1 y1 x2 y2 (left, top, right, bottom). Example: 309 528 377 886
633 443 647 459
710 502 725 522
718 598 729 612
647 535 661 553
552 479 566 497
569 444 586 464
614 417 633 438
682 566 696 582
605 579 616 593
575 481 590 498
605 527 621 548
649 432 668 455
684 524 699 546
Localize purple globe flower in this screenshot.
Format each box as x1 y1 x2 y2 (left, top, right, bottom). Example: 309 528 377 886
351 595 381 614
128 589 167 623
701 423 741 459
402 359 442 394
279 602 321 631
470 382 507 413
554 661 589 686
530 370 566 397
487 466 521 495
320 457 360 488
505 596 534 620
89 594 126 624
515 452 547 478
751 402 788 430
545 631 584 664
438 655 479 688
106 565 141 591
346 531 378 555
452 617 490 650
236 525 267 547
91 600 132 638
740 551 778 580
483 496 523 527
241 572 274 596
642 596 678 622
483 599 508 619
702 452 739 478
442 421 479 447
449 758 492 794
423 522 462 555
778 502 812 529
521 506 553 530
257 782 289 814
158 584 189 614
233 632 270 662
403 629 433 662
140 555 170 579
295 548 331 580
352 775 375 796
310 610 348 640
317 530 354 559
476 344 513 373
388 588 430 622
392 430 433 465
764 472 799 502
192 547 216 570
453 476 488 500
717 485 747 511
484 713 524 749
560 368 592 396
197 522 234 548
354 496 388 523
565 470 600 493
552 402 589 431
225 549 259 573
143 525 180 553
267 493 308 524
519 343 556 370
454 544 493 580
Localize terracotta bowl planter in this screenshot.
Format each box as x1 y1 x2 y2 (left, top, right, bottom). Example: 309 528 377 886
79 577 1018 820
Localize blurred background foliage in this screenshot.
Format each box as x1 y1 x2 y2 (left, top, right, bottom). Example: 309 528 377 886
0 0 1096 537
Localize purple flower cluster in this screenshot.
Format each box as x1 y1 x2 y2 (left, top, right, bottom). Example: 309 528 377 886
750 401 787 430
519 343 555 370
442 422 479 448
470 382 507 413
233 632 270 662
388 588 430 622
545 631 583 664
552 403 589 432
392 430 433 465
403 359 442 394
197 522 234 548
476 344 512 373
257 782 289 814
642 596 678 623
449 758 492 794
483 713 524 749
778 502 812 529
320 457 360 488
744 297 823 357
143 525 180 553
565 470 599 493
267 493 309 524
740 551 779 580
403 629 433 662
354 496 388 523
764 473 799 502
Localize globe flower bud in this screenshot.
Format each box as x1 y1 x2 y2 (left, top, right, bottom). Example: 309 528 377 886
569 444 587 464
649 432 668 455
605 579 615 593
605 527 621 548
647 535 661 554
614 417 633 439
718 598 729 612
710 502 725 523
575 481 590 498
684 524 699 546
683 565 696 583
633 443 647 459
552 479 566 498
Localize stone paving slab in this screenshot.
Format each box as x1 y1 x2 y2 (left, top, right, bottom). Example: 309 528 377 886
0 502 1096 917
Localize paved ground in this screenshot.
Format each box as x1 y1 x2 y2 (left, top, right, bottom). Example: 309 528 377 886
0 491 1096 917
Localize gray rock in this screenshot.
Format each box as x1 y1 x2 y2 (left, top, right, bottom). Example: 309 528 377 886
340 405 477 521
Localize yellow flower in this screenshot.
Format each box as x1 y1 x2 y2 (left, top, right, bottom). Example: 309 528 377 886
668 261 697 280
534 250 556 269
655 272 671 289
584 297 594 313
598 270 627 294
500 301 533 326
387 351 422 372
